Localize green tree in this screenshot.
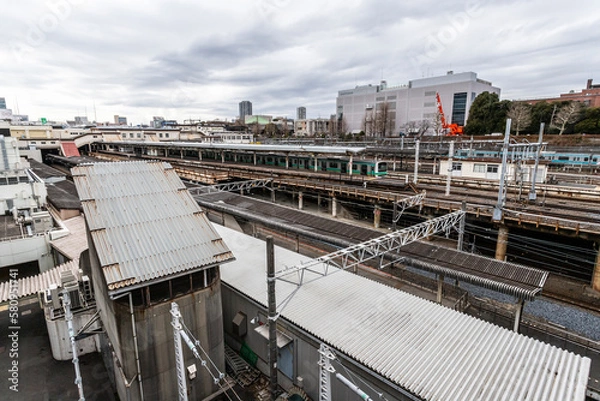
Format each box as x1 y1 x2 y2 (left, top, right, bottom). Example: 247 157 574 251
575 107 600 134
464 92 509 135
526 101 555 134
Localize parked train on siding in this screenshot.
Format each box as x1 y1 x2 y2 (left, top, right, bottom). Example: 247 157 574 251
151 146 388 177
454 149 600 167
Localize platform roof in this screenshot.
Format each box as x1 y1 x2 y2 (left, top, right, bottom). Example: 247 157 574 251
195 191 548 300
217 224 590 401
72 161 234 297
112 141 367 155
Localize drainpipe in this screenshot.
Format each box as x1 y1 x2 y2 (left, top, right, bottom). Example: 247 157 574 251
129 292 145 400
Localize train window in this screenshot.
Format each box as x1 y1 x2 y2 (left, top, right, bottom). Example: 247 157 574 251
593 158 598 162
352 164 358 170
330 162 339 169
584 157 589 162
558 156 569 161
378 162 387 172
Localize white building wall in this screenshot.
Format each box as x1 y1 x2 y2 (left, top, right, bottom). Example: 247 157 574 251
336 72 501 136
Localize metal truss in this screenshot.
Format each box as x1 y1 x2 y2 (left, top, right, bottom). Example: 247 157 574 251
394 191 426 222
188 178 273 196
275 210 465 287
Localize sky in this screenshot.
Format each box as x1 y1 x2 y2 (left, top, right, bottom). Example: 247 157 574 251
1 0 599 125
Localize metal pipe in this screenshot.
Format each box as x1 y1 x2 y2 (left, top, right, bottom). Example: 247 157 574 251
129 292 144 401
335 373 373 401
457 201 466 252
266 236 278 400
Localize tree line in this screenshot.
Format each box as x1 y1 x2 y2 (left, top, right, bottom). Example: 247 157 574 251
464 92 600 136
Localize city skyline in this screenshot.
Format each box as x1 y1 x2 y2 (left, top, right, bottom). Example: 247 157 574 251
1 0 598 125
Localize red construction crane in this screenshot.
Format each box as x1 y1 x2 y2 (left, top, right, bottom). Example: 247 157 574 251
435 92 463 136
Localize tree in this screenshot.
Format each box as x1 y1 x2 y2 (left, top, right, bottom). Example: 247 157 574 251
404 120 431 139
574 107 600 134
551 101 582 135
506 102 532 135
464 92 509 135
374 101 393 137
526 101 555 134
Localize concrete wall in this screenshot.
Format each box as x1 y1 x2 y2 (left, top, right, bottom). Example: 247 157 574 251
112 276 225 401
0 235 54 270
46 308 100 360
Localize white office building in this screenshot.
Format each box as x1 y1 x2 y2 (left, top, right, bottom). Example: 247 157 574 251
336 71 500 136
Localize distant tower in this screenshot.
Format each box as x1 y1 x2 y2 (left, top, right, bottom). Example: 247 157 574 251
239 101 252 123
0 97 6 109
297 106 306 120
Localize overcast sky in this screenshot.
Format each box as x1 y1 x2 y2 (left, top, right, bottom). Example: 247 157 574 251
1 0 598 125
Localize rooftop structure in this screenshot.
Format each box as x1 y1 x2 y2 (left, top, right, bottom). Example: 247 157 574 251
72 160 235 400
217 224 591 401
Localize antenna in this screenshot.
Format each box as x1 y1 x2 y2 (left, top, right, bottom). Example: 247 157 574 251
93 100 97 122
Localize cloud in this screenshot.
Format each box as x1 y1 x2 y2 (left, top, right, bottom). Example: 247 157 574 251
0 0 598 124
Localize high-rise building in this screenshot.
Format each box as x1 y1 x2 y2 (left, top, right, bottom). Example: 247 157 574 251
296 106 306 120
0 97 6 109
336 71 500 136
114 115 127 125
239 101 252 122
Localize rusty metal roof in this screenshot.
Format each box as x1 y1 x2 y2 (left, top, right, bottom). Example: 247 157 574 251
72 161 234 296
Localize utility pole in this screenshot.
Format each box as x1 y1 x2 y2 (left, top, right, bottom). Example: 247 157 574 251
493 119 511 222
267 236 278 400
413 140 420 184
445 141 454 196
529 123 544 201
62 289 86 401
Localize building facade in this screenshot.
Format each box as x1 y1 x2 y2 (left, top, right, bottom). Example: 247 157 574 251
296 106 306 120
525 79 600 108
239 100 252 122
0 97 6 109
336 71 501 136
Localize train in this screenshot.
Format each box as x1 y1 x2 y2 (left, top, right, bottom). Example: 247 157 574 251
98 142 389 177
454 149 600 167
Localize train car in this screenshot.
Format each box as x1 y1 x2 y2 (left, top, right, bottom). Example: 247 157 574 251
454 149 600 167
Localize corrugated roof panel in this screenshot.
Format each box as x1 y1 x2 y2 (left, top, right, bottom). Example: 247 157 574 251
216 225 590 401
72 161 234 293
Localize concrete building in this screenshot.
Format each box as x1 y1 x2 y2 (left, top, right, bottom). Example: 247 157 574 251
72 161 235 401
525 79 600 108
114 115 127 125
336 71 501 136
439 157 548 183
296 106 306 120
0 136 54 272
294 118 331 137
0 97 6 109
239 100 252 122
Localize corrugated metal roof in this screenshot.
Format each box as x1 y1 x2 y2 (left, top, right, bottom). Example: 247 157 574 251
216 224 590 401
0 259 80 303
72 161 234 295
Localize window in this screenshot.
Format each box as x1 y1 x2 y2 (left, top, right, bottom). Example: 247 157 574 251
122 133 126 138
159 133 163 138
136 133 141 138
424 102 436 107
487 165 499 173
424 91 436 96
129 133 134 138
473 164 486 173
452 162 462 171
376 96 385 102
165 133 169 138
451 92 467 126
